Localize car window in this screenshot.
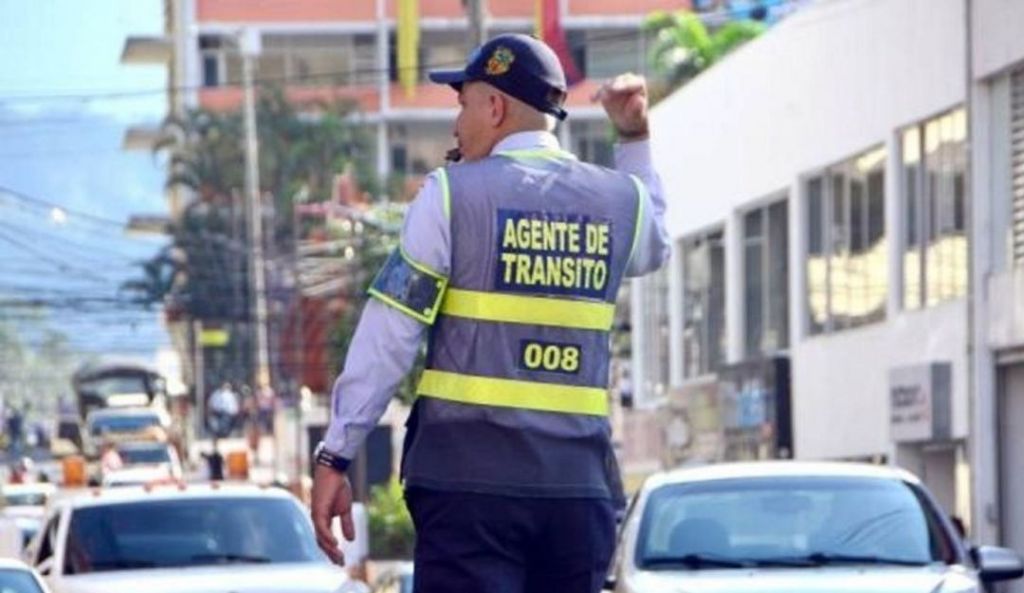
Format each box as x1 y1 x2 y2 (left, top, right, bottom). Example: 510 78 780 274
4 493 48 507
89 415 159 436
118 447 171 465
0 570 44 593
636 476 957 568
34 515 59 566
63 497 322 574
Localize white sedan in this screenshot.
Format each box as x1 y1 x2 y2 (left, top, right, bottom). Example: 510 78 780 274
25 483 367 593
608 461 1024 593
0 558 51 592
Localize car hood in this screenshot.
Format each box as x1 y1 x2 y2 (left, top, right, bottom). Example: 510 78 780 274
56 561 357 593
625 564 979 593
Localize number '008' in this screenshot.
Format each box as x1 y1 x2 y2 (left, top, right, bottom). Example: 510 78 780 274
523 343 580 373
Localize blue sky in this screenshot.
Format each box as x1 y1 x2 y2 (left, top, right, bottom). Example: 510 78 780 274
0 0 171 359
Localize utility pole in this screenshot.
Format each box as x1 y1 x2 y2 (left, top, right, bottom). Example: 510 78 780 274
465 0 487 49
192 319 205 439
240 28 271 393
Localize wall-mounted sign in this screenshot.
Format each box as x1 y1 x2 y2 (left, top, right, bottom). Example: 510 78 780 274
889 362 951 443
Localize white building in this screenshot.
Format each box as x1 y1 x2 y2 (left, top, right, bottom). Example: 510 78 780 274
637 0 1024 560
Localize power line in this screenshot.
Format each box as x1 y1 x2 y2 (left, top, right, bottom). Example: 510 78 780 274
0 229 117 284
0 185 132 229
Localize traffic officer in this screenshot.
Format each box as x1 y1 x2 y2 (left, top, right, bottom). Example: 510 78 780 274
311 33 669 593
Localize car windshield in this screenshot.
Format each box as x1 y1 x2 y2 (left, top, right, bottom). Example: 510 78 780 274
118 447 170 465
63 496 323 574
4 493 47 507
0 570 44 593
90 415 159 436
636 476 957 570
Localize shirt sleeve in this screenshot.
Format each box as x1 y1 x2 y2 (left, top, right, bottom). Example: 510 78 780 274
617 140 671 277
322 172 451 459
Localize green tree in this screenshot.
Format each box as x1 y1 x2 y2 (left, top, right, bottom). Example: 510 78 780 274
645 11 766 99
125 86 381 387
366 477 415 559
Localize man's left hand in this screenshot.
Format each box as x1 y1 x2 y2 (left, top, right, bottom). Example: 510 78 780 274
592 73 650 141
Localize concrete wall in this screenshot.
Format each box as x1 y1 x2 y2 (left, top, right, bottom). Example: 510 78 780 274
973 0 1024 79
651 0 966 238
647 0 972 461
793 301 969 459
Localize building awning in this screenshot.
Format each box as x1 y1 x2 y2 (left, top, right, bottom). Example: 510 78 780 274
120 35 173 64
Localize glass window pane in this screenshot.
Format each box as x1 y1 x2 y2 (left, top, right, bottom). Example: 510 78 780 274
709 232 727 371
743 210 764 357
767 200 790 350
806 177 827 335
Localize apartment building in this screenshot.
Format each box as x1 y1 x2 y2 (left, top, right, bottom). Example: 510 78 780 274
124 0 691 203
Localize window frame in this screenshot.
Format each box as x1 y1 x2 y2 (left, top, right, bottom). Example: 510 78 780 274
739 193 790 358
680 226 727 379
899 106 968 310
803 144 888 336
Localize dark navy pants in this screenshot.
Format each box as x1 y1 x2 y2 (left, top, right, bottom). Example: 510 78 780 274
405 488 616 593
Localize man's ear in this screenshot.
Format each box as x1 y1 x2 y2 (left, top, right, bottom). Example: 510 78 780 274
489 91 508 127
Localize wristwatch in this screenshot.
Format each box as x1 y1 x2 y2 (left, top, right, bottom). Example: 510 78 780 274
313 441 350 473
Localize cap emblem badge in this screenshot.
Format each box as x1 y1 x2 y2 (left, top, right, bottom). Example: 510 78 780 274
485 46 515 76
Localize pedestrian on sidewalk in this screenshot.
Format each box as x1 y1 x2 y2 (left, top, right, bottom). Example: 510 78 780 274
208 382 240 438
311 34 669 593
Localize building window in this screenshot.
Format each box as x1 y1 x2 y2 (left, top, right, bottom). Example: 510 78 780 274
1013 68 1024 265
636 266 670 404
805 146 887 335
570 120 614 166
682 230 726 377
388 122 452 176
199 35 232 87
901 108 968 309
262 34 377 86
743 198 789 357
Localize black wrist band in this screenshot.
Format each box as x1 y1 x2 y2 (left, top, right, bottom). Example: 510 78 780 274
313 442 350 473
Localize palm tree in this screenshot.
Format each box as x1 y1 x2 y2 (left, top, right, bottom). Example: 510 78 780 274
645 11 766 99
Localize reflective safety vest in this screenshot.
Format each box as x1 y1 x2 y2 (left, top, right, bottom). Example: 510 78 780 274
370 147 645 500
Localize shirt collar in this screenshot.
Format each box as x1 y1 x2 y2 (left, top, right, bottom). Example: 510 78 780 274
490 130 560 155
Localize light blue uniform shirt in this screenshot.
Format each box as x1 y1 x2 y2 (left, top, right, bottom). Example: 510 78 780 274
324 130 670 459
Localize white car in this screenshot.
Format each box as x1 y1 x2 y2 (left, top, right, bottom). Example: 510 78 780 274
1 484 56 550
82 408 170 458
25 483 367 593
608 461 1024 593
101 442 183 487
0 558 51 592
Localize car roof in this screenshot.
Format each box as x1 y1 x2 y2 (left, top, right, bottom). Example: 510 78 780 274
1 483 57 495
51 483 295 510
643 460 921 491
0 558 35 571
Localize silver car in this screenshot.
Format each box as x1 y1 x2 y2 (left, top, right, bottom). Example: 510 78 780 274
608 461 1023 593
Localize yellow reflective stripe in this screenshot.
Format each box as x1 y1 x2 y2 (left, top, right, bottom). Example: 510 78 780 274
628 174 646 264
441 288 614 331
436 167 451 220
497 148 578 162
418 370 608 416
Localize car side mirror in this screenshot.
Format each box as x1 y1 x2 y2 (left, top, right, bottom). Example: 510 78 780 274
36 557 54 577
972 546 1024 583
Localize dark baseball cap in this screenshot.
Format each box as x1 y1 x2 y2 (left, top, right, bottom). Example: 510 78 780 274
428 34 569 121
